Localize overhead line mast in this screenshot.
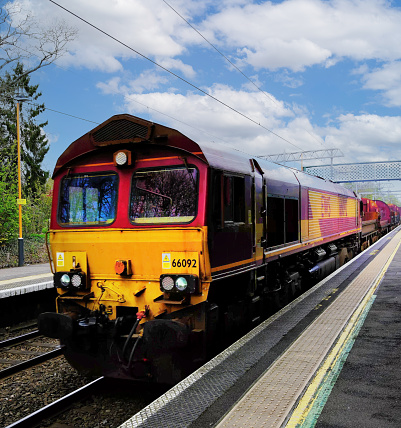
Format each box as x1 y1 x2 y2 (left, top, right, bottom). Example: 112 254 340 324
259 149 344 171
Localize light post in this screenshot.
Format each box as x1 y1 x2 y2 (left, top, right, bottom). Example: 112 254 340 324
15 88 29 267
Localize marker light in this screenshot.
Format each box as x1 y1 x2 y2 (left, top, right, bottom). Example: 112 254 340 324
71 274 82 288
55 271 86 290
160 274 199 294
161 276 175 291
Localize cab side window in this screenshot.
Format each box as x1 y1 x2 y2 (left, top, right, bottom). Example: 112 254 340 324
266 195 299 247
285 198 299 243
266 196 284 246
212 172 245 226
224 175 245 223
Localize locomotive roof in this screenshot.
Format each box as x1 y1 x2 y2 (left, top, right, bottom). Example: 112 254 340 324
53 114 207 177
53 114 355 198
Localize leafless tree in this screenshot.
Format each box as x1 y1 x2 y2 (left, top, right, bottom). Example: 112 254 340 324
0 1 77 91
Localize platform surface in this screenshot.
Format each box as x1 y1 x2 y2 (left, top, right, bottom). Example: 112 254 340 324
315 240 401 427
0 263 52 298
215 229 401 428
119 227 401 428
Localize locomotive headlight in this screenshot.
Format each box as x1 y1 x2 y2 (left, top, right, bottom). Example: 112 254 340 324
113 149 132 167
175 277 188 291
115 151 128 165
60 274 71 287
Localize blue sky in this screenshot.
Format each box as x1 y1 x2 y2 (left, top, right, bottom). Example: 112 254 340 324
7 0 401 184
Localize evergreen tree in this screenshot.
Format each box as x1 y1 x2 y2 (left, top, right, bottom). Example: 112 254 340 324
0 62 49 198
0 146 19 243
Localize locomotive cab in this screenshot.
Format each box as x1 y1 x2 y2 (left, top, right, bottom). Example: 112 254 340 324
40 115 215 383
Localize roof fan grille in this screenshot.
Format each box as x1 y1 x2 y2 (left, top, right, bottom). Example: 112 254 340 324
92 119 148 143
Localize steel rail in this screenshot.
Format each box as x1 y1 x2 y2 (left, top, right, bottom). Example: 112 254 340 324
0 345 64 380
0 330 40 349
6 376 105 428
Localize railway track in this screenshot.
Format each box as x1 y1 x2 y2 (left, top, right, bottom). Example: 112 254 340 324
0 330 64 379
6 376 106 428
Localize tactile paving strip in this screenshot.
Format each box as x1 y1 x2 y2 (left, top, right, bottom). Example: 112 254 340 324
216 230 401 428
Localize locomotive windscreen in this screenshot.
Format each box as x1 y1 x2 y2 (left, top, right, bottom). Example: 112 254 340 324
58 172 118 226
129 166 198 224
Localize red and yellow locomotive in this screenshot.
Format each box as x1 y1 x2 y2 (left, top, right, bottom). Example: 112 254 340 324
40 114 366 383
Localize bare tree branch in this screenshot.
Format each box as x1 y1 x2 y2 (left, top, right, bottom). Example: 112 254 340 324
0 1 77 91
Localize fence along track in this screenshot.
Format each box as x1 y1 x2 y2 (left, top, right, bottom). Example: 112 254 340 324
0 238 48 268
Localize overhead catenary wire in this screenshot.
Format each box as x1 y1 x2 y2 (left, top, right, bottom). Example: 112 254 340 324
0 79 100 124
161 0 279 107
161 0 324 150
28 102 100 124
0 51 247 146
47 0 304 151
0 71 262 151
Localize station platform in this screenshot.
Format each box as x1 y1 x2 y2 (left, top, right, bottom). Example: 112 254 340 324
119 227 401 428
0 263 52 299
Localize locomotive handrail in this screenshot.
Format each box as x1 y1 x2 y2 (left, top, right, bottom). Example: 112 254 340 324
45 231 55 274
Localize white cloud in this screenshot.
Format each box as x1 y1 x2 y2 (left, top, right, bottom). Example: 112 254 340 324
123 87 401 167
14 0 196 72
360 61 401 107
323 113 401 162
202 0 401 71
97 71 172 96
9 0 401 112
13 0 401 75
123 84 295 150
239 39 331 72
119 84 339 159
156 58 196 79
96 76 124 95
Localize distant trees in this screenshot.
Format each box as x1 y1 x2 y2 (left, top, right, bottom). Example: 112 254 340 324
0 63 52 243
0 63 49 196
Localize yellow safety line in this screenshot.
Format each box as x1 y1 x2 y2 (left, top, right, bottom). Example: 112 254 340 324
0 273 52 286
285 232 401 427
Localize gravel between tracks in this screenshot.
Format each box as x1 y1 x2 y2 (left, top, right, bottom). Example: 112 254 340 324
0 354 159 427
1 322 163 427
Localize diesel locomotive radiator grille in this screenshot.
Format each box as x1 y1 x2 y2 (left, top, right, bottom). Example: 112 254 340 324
92 119 149 143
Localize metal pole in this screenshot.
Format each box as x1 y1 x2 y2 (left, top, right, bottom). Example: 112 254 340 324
16 101 24 266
